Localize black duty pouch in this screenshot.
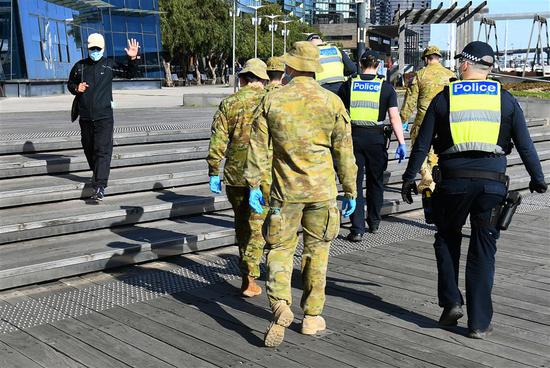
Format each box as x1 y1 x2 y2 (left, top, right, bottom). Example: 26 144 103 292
497 191 522 230
489 176 521 231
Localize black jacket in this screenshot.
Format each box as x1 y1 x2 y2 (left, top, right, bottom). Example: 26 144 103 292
68 57 138 120
403 86 545 184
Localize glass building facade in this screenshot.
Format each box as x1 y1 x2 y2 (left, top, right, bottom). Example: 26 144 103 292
0 0 162 83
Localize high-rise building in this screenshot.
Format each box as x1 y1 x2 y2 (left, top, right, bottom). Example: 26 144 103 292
370 0 392 25
388 0 431 47
314 0 357 24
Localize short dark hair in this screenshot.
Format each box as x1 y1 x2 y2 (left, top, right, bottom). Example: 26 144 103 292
426 54 440 61
360 55 378 69
239 72 264 84
267 70 284 82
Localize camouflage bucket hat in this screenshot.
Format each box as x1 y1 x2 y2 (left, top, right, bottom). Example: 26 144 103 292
239 58 269 80
423 45 442 58
283 41 323 73
266 56 285 72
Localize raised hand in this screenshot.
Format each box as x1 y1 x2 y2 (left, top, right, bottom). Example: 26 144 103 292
125 38 140 59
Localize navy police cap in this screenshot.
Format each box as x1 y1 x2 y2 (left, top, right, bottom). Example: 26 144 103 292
455 41 494 66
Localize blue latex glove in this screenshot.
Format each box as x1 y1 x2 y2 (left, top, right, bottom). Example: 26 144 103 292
209 175 222 193
342 198 356 218
249 188 265 214
394 143 407 163
402 122 409 132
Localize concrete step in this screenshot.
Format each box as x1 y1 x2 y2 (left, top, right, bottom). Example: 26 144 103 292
0 210 237 290
0 188 421 291
1 159 547 246
1 118 545 156
1 137 547 208
0 140 209 178
0 122 211 154
0 160 209 208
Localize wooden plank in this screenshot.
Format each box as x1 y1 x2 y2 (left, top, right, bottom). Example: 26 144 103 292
143 293 405 368
0 339 43 368
329 256 550 335
324 265 550 365
0 330 86 368
321 271 545 367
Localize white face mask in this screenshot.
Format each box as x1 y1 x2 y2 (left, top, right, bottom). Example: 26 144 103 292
89 49 104 62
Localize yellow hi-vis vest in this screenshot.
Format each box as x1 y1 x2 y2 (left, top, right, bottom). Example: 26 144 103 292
444 79 503 154
316 45 346 85
349 76 383 126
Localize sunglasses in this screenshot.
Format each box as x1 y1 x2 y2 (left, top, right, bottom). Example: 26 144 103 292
88 47 102 52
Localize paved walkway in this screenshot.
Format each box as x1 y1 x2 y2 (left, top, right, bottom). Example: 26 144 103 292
0 193 548 368
0 86 231 113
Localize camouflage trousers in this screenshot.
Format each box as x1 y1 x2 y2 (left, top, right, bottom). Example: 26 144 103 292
264 199 340 315
226 186 267 278
410 123 438 192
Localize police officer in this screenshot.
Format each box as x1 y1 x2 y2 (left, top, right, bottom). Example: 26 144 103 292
338 49 407 239
207 58 270 298
307 34 357 95
401 41 547 339
400 46 455 198
265 56 286 92
245 41 357 347
68 33 139 200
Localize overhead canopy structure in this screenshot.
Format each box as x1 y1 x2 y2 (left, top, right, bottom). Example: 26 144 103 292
44 0 113 11
393 1 489 74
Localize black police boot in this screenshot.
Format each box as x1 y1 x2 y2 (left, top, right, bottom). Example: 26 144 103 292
468 325 493 339
346 233 363 242
438 305 464 327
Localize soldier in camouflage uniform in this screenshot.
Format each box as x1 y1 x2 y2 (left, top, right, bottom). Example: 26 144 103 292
400 45 455 192
245 42 358 347
265 56 285 92
207 58 270 298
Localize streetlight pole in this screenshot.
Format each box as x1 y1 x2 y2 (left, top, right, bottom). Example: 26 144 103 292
279 17 292 54
232 0 237 92
265 14 280 57
249 2 264 58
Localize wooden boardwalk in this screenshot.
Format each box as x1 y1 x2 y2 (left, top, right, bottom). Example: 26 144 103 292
0 194 548 368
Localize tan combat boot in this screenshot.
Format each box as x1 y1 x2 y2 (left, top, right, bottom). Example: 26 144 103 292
264 301 294 347
241 276 262 297
301 315 326 335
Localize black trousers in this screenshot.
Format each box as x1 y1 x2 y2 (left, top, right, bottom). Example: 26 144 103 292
350 128 388 234
79 117 114 187
432 178 506 330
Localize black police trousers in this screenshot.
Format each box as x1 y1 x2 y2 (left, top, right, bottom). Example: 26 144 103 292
432 177 506 330
79 117 114 188
350 128 388 234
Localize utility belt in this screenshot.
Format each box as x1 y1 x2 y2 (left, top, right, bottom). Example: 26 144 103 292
433 167 507 185
431 166 521 230
351 124 392 148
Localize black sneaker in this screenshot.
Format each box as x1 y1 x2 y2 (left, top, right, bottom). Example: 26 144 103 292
92 186 105 201
369 225 379 234
438 305 464 327
346 232 363 242
468 325 493 339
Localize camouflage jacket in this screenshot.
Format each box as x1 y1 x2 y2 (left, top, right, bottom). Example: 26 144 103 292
244 76 357 203
207 85 266 187
400 63 455 126
265 83 283 93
